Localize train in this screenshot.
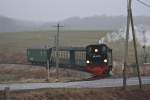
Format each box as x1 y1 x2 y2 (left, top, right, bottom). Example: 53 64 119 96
85 44 112 76
27 44 112 76
27 48 51 65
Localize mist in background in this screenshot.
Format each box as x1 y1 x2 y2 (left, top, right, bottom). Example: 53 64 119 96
0 0 150 22
0 0 150 46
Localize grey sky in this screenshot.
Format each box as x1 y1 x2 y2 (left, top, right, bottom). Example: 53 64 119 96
0 0 149 22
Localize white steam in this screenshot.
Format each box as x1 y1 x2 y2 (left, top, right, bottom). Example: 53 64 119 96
100 25 150 46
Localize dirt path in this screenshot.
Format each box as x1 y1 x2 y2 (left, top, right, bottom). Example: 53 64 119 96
0 85 150 100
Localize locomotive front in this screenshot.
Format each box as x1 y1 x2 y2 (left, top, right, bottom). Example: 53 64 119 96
85 44 112 76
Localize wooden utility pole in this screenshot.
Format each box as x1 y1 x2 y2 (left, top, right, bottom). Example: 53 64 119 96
123 0 130 89
130 10 142 88
45 45 50 81
47 58 50 81
123 0 142 89
141 28 147 64
4 87 10 100
53 23 64 78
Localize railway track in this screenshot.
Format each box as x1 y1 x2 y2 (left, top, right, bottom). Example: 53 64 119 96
68 75 110 82
0 63 110 81
84 75 110 81
0 63 150 90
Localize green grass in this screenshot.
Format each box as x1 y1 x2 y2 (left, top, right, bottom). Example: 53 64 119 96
0 30 149 64
0 74 16 82
0 30 106 53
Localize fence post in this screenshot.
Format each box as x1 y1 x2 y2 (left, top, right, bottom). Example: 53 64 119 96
4 87 10 100
47 59 50 81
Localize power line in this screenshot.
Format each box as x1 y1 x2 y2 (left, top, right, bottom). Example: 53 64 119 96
136 0 150 8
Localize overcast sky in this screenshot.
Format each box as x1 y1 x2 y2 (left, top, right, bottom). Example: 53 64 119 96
0 0 149 22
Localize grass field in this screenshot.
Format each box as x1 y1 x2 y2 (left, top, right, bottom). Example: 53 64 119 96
0 30 149 65
0 30 106 63
0 30 150 82
0 30 106 53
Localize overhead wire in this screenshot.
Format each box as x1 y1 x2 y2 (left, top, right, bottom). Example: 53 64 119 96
136 0 150 8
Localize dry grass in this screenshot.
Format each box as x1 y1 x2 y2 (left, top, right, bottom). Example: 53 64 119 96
0 64 91 83
0 85 150 100
0 30 149 64
0 30 150 82
0 30 106 64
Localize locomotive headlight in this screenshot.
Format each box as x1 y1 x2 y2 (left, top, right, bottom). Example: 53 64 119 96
104 59 107 63
94 49 98 53
86 60 90 64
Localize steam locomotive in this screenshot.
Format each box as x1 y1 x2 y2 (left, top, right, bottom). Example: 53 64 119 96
85 44 112 76
27 43 113 76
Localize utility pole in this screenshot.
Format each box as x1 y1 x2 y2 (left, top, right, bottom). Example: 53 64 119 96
46 45 50 81
123 0 142 89
123 0 130 89
53 23 64 79
130 9 142 88
47 56 50 81
141 27 147 64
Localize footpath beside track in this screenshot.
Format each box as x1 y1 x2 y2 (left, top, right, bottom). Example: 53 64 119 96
0 76 150 91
